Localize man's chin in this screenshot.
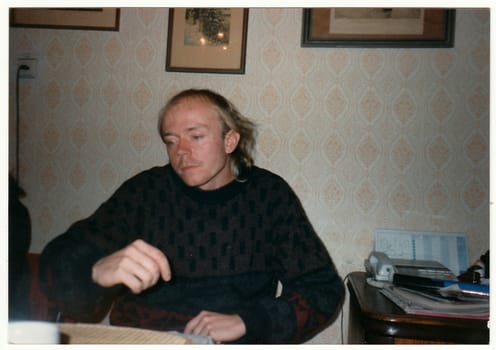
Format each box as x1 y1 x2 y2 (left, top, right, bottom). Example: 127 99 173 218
179 174 204 188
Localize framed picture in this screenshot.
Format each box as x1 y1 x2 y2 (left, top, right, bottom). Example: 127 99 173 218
10 8 120 31
301 8 455 48
166 8 249 74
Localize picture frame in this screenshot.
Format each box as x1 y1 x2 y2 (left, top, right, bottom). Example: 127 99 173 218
10 8 120 31
166 8 249 74
301 8 455 48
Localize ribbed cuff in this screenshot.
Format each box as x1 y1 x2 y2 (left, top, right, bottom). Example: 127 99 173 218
237 303 271 342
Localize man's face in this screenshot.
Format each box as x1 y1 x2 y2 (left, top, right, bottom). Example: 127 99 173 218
161 98 240 191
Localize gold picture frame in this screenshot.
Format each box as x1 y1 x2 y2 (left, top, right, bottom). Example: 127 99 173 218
166 8 249 74
302 8 455 48
10 8 120 31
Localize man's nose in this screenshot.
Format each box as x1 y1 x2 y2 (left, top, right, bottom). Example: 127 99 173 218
177 139 190 155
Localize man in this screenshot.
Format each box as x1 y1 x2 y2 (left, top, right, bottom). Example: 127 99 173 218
40 89 344 343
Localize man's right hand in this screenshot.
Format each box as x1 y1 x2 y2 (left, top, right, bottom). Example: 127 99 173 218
91 239 171 294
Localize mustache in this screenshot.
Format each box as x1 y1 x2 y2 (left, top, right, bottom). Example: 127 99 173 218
178 158 201 169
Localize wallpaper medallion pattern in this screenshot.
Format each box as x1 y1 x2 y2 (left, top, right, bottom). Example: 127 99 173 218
9 8 489 344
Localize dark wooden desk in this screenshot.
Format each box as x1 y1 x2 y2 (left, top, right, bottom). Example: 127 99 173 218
347 271 489 344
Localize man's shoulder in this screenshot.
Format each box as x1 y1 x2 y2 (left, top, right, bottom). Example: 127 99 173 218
248 166 289 186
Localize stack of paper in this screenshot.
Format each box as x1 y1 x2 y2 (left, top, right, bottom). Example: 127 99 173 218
380 285 489 320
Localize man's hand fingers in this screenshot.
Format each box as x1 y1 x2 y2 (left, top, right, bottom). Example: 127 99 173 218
132 239 171 281
117 254 160 293
92 239 171 293
184 311 202 334
184 311 246 343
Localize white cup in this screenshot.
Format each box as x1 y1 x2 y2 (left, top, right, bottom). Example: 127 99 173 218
8 321 60 344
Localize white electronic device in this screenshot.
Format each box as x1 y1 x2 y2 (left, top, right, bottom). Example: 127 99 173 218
364 251 396 282
364 251 457 284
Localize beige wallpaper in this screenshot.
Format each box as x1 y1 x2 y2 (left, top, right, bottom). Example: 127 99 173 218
9 8 489 343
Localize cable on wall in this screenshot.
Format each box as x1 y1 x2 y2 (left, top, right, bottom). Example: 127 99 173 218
15 64 29 186
340 272 352 345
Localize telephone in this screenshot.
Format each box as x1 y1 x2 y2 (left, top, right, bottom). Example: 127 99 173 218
365 251 396 282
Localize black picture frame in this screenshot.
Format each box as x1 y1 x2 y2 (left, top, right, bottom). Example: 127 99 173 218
10 8 120 31
301 8 455 48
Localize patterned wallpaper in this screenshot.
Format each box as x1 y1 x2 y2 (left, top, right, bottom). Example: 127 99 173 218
9 8 489 343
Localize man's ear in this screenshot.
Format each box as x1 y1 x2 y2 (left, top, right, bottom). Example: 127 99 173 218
224 130 240 154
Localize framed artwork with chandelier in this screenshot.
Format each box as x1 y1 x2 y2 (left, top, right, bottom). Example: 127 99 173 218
166 8 249 74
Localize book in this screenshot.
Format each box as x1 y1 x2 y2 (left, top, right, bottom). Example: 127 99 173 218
380 285 489 320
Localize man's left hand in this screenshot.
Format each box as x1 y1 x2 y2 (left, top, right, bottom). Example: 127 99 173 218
184 310 246 343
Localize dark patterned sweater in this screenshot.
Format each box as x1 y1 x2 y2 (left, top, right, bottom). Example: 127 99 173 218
40 165 344 343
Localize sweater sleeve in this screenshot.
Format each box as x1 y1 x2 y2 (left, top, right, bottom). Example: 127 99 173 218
238 267 344 343
238 179 345 343
39 173 147 321
39 232 120 321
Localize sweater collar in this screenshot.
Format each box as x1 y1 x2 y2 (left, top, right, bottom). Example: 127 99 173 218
169 165 251 204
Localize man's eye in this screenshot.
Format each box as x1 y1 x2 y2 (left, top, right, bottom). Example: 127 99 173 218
192 135 204 140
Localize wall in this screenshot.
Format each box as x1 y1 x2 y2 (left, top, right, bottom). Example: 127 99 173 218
9 8 489 343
